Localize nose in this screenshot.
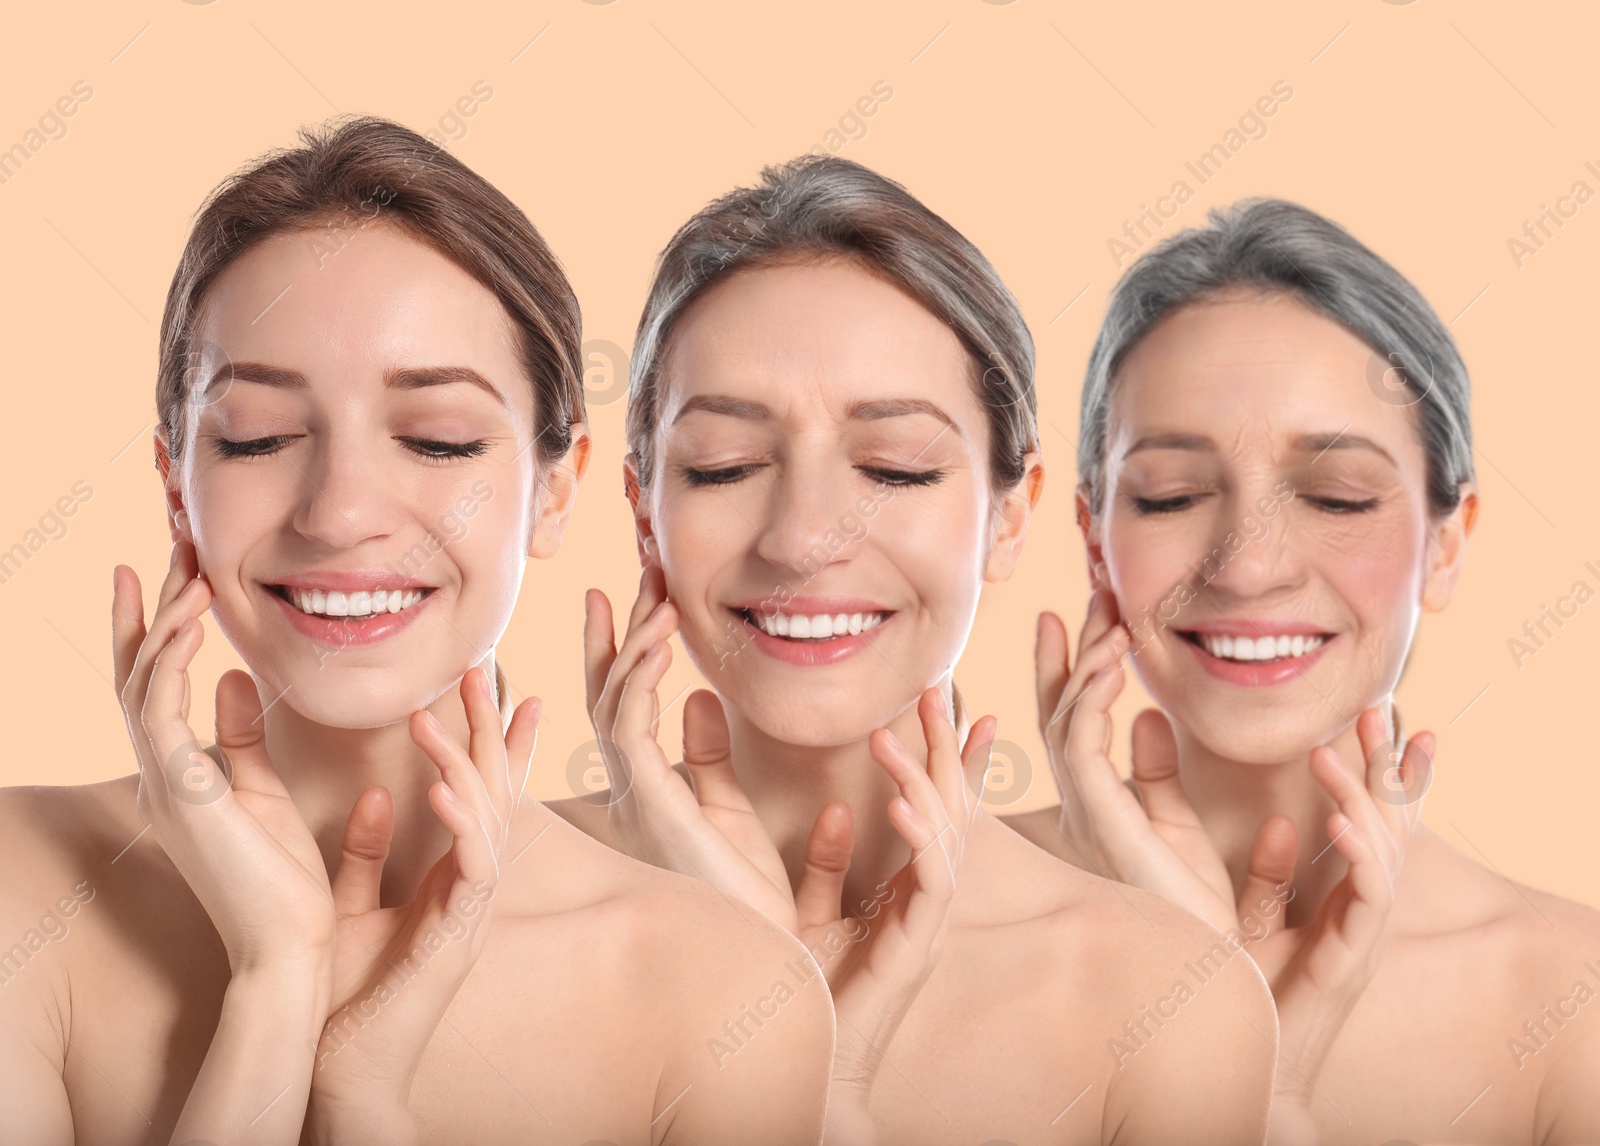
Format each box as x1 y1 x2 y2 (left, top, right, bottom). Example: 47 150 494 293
1194 489 1303 601
754 458 859 579
290 430 403 549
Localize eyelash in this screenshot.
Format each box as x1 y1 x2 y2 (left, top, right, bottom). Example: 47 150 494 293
1129 494 1379 515
213 436 490 463
679 464 947 488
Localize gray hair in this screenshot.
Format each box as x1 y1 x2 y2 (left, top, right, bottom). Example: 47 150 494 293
626 155 1037 491
1079 198 1474 517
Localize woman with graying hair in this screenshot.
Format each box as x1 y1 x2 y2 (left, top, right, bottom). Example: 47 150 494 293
1006 197 1600 1144
553 155 1281 1143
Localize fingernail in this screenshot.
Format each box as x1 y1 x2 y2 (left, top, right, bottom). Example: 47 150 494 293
426 711 443 731
440 783 459 803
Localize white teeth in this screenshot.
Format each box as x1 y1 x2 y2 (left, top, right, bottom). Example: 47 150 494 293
1199 632 1324 662
750 609 886 640
285 586 427 618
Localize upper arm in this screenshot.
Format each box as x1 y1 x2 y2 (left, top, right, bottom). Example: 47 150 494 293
0 789 78 1144
654 920 834 1146
0 1019 74 1145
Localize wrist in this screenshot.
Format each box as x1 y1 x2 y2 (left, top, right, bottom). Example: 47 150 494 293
225 959 334 1042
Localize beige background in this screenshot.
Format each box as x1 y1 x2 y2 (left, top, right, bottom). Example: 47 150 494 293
1 1 1595 908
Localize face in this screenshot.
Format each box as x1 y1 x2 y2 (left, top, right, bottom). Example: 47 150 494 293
634 259 1037 747
161 221 583 728
1086 290 1473 762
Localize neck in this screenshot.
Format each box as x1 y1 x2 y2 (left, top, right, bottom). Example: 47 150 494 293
1173 699 1397 927
257 656 503 905
724 678 957 917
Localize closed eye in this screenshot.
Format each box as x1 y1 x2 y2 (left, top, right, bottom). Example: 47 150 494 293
860 466 946 487
681 463 763 486
1307 496 1379 514
211 435 490 463
397 437 491 463
214 435 297 459
1129 494 1203 514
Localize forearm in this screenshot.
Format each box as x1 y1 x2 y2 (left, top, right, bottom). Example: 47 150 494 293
171 963 331 1146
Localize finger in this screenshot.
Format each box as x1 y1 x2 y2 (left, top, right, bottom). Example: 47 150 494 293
916 690 966 830
142 617 221 802
1129 708 1196 826
888 795 956 938
410 710 497 836
1034 611 1071 736
213 670 290 798
595 598 680 740
869 722 954 873
624 564 668 639
461 667 512 817
682 690 751 810
1074 587 1122 680
612 640 676 779
1059 658 1132 809
122 574 212 727
1238 814 1297 942
502 696 543 805
1045 623 1130 737
583 588 619 716
1323 810 1393 946
111 565 147 696
794 802 853 933
959 715 998 824
429 780 498 889
162 539 200 610
331 787 394 916
1309 744 1394 877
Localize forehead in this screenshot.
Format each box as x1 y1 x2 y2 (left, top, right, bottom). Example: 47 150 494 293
1109 291 1420 458
193 221 520 373
659 258 979 422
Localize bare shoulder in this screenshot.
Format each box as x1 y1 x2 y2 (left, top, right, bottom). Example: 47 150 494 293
0 776 145 925
504 806 832 1142
976 822 1276 1144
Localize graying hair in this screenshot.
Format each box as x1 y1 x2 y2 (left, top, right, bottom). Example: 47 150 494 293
1080 198 1474 518
626 155 1037 491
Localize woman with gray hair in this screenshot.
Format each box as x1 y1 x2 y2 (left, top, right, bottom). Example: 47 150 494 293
551 156 1281 1143
1005 198 1600 1143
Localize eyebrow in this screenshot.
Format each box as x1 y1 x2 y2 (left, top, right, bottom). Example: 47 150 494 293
670 393 963 436
1123 431 1398 467
203 361 508 407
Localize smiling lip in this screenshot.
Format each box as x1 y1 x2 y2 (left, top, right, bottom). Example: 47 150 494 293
263 576 436 649
729 596 895 668
1177 620 1335 687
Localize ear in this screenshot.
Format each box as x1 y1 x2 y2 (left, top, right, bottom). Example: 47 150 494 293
153 426 192 543
1076 481 1109 589
1421 481 1478 612
623 452 661 568
983 450 1044 583
527 421 591 560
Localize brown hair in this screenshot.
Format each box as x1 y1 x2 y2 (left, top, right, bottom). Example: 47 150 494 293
625 154 1038 492
158 115 584 715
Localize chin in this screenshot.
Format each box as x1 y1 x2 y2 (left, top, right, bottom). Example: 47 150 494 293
275 671 441 730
